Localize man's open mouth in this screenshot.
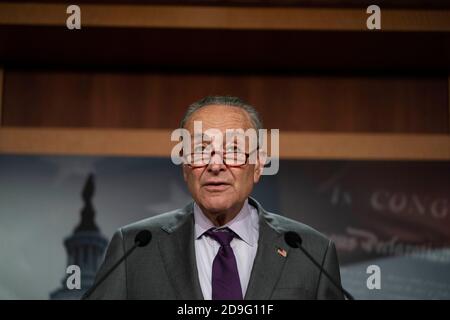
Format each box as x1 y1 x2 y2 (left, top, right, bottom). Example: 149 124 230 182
202 182 231 191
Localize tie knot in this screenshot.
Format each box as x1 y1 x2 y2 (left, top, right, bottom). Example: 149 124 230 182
205 227 236 247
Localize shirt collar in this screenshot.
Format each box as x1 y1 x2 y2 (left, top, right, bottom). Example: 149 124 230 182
194 199 257 246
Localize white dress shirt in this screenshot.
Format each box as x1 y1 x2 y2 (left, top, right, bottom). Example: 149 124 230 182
194 199 259 300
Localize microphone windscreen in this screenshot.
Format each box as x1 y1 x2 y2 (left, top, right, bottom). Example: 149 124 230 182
284 231 302 248
135 230 152 247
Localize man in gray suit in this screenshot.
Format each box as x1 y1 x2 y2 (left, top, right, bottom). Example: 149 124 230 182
88 96 344 300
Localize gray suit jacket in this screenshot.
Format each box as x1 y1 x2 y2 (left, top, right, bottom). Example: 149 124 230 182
88 197 344 300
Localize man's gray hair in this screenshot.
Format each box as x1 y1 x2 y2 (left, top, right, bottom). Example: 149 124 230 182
180 96 263 132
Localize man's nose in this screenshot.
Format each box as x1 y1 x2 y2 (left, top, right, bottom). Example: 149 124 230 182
207 152 226 173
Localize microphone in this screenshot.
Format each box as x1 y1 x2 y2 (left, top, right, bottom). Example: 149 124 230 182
284 231 354 300
82 230 152 300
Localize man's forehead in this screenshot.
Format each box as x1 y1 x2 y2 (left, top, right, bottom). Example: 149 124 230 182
184 104 253 131
192 131 248 141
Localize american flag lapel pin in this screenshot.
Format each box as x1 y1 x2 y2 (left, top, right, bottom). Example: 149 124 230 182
277 247 287 258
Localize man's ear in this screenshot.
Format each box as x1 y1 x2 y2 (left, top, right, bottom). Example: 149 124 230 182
253 149 267 183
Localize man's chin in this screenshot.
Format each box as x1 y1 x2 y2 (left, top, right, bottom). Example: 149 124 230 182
199 195 236 214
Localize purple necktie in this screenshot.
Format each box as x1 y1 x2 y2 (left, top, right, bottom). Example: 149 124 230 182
205 228 243 300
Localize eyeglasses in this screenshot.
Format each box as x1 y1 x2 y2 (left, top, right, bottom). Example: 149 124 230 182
184 149 257 168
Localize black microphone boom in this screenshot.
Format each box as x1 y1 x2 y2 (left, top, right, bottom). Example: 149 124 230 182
284 231 354 300
82 230 152 300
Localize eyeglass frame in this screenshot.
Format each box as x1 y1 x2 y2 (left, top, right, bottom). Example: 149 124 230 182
183 147 259 168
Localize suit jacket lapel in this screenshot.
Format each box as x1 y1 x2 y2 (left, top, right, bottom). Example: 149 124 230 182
158 203 204 300
245 199 291 300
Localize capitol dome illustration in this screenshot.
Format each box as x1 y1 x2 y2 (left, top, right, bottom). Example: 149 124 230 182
50 173 108 300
